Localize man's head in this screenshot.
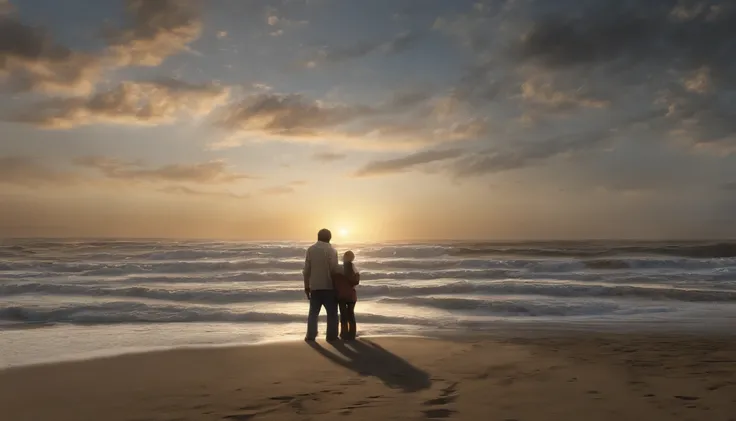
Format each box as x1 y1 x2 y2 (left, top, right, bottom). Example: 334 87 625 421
317 228 332 243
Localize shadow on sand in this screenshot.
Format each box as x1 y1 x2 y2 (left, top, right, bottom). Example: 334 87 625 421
307 338 432 393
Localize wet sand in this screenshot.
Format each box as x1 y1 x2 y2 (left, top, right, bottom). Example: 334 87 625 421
2 333 735 420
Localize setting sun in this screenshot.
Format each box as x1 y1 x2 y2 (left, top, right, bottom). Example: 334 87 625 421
338 228 349 238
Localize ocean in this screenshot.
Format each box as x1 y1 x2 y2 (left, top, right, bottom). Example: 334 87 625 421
2 239 736 368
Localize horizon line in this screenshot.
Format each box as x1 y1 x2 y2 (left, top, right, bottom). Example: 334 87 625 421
2 236 735 243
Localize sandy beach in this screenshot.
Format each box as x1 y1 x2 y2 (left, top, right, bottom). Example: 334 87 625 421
2 333 735 421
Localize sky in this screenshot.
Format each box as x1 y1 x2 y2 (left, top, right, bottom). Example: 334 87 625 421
1 0 736 241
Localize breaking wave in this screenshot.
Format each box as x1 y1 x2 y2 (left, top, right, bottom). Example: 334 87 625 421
2 239 736 329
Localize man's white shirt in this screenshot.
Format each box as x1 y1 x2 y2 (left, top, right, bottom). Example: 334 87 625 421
303 241 340 290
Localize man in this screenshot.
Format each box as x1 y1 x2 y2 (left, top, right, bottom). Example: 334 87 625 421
302 228 341 341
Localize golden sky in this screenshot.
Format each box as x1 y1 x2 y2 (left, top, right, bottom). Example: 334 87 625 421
1 0 736 240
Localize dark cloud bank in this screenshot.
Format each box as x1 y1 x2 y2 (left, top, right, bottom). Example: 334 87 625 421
361 0 736 183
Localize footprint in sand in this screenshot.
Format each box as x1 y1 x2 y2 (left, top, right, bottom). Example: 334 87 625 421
707 382 732 391
423 395 456 406
422 381 459 419
423 408 455 419
269 395 294 402
238 405 263 411
339 394 386 415
225 403 280 420
223 415 256 421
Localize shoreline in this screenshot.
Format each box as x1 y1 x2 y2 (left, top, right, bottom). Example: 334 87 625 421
2 332 736 420
4 321 736 370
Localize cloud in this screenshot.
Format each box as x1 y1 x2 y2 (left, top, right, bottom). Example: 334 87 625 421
259 180 306 195
683 66 712 94
0 0 13 15
433 13 494 53
431 0 736 157
260 185 295 195
0 16 100 94
450 127 619 178
0 155 254 190
74 156 254 184
389 91 432 109
213 91 485 149
158 185 250 199
311 31 421 65
0 156 79 186
723 182 736 191
520 76 610 111
350 112 489 147
313 152 347 162
512 0 736 78
354 148 463 177
12 78 229 128
104 0 202 66
436 117 490 141
252 83 273 91
659 86 736 153
214 92 374 139
262 8 307 37
0 0 202 95
450 108 666 179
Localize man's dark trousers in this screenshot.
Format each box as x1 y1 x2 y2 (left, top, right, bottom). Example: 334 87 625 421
306 289 338 340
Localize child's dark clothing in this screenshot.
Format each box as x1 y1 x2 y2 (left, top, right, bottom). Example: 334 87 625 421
334 262 359 340
339 301 356 340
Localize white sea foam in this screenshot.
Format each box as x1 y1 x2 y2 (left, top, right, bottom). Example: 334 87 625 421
2 239 736 368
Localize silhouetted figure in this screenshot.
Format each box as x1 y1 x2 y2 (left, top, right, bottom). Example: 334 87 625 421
334 250 360 340
302 228 340 341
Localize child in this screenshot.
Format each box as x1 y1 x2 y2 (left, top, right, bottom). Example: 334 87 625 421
335 250 360 340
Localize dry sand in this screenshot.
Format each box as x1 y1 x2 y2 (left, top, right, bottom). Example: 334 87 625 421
2 333 735 421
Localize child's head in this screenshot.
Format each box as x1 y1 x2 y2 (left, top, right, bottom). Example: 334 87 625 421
343 250 355 263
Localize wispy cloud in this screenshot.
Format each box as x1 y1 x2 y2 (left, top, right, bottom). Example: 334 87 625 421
260 185 295 195
158 185 250 199
0 156 79 187
264 7 308 37
104 0 202 67
73 156 254 184
312 152 347 162
450 128 618 178
520 76 610 111
213 91 485 150
215 93 374 138
12 78 229 128
308 31 421 66
723 182 736 191
260 180 306 195
354 148 463 177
